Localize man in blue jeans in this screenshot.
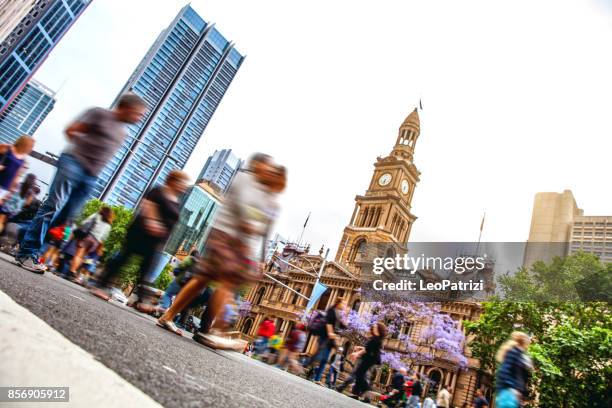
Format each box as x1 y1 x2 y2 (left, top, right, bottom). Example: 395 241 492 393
312 298 347 384
16 94 147 273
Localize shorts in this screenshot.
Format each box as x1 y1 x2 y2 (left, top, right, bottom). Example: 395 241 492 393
76 234 100 254
195 228 258 285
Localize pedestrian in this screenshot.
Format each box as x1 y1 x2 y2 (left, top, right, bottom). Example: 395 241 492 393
157 154 285 345
423 394 437 408
382 367 408 407
268 332 284 364
0 173 37 233
436 385 451 408
41 221 72 272
406 373 423 408
311 297 348 384
0 136 35 205
277 323 306 374
15 94 147 272
336 321 387 402
494 331 533 408
254 316 276 356
90 170 189 309
158 250 201 312
68 207 113 280
326 346 344 389
473 389 489 408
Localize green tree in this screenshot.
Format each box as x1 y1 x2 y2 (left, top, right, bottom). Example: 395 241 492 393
154 263 174 291
465 253 612 408
77 199 134 263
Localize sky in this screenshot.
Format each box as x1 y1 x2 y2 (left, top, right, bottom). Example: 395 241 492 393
31 0 612 257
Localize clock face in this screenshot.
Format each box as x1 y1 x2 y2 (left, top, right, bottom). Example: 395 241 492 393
378 173 392 186
401 180 409 195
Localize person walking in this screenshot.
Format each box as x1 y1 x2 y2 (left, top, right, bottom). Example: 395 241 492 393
337 321 387 402
406 373 423 408
436 385 451 408
254 316 276 356
15 95 146 272
423 394 437 408
0 173 37 233
277 323 306 374
326 347 344 389
90 170 189 309
0 136 35 205
494 331 533 408
158 250 201 311
382 367 408 407
157 154 285 344
473 389 489 408
312 297 347 384
68 207 113 280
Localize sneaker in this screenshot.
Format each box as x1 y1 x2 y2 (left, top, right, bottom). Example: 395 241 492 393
16 257 46 274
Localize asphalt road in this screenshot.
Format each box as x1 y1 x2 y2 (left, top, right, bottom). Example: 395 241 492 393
0 258 363 408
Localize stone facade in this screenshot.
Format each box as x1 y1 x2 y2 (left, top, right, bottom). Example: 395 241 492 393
237 108 492 406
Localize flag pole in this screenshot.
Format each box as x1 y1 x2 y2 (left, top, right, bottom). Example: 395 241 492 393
297 211 311 246
475 211 485 255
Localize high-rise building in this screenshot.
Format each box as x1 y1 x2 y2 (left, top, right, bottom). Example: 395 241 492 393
0 0 91 112
94 5 245 209
197 148 242 192
0 0 37 43
524 190 612 266
0 78 55 144
164 181 220 257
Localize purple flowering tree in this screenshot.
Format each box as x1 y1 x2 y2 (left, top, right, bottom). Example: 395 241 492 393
238 300 253 318
339 301 467 371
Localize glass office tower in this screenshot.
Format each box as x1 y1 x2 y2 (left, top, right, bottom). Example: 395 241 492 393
0 0 91 112
197 148 242 193
0 78 55 144
94 5 245 209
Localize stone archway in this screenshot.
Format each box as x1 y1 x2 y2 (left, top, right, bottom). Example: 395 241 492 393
241 317 254 336
426 368 444 396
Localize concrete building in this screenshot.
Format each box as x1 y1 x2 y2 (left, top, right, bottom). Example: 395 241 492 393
94 5 244 209
0 78 55 144
237 108 490 406
197 149 242 193
0 0 91 112
524 190 612 266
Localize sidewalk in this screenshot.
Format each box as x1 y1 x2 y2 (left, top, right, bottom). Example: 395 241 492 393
0 289 162 408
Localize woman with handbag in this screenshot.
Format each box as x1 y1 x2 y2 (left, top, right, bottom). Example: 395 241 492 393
68 207 113 280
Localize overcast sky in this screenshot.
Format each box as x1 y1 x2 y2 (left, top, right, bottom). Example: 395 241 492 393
31 0 612 257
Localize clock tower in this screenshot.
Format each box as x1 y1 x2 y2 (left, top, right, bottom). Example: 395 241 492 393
336 108 421 270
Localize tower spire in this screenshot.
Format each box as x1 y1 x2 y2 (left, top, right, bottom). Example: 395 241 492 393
392 107 420 161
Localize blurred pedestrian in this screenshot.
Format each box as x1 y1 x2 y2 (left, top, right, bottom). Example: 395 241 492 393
326 346 344 389
382 367 408 407
337 321 387 401
473 389 489 408
157 154 285 345
423 394 437 408
90 170 188 309
254 316 276 356
68 207 113 280
16 94 146 273
277 323 306 374
0 136 35 204
494 331 533 408
41 221 72 272
0 173 37 233
436 385 451 408
311 297 347 384
158 250 201 312
406 373 423 408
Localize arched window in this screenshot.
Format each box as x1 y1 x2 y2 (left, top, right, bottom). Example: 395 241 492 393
352 299 361 312
350 238 367 263
254 286 266 305
316 288 331 311
428 369 443 394
241 318 254 335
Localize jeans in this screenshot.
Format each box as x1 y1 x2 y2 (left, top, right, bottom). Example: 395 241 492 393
18 154 97 259
159 278 182 309
313 338 333 382
326 366 338 387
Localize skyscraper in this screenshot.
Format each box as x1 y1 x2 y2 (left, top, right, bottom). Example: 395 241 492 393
197 148 242 192
0 78 55 144
0 0 91 112
94 5 245 209
0 0 37 43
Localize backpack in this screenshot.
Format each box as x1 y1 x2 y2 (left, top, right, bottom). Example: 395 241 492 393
307 311 327 336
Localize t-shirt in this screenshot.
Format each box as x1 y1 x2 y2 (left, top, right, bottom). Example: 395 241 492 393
81 213 111 242
213 171 279 261
64 107 128 176
474 396 489 408
131 187 180 240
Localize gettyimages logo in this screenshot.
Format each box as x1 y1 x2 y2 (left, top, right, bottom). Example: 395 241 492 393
372 254 487 275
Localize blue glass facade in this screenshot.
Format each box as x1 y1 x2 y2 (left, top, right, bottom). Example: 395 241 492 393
197 148 242 193
94 5 245 209
0 0 91 112
164 184 219 255
0 79 55 144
